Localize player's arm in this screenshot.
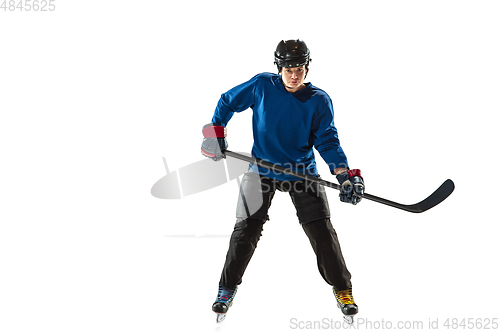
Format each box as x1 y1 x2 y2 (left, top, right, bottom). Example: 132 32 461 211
312 100 365 205
201 74 259 161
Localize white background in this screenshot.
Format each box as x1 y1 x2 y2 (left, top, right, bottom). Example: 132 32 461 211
1 1 499 332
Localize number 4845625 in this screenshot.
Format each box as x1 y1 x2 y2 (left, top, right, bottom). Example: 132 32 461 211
1 0 56 11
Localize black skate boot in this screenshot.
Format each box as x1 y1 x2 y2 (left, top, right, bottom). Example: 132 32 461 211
333 287 358 325
212 284 237 323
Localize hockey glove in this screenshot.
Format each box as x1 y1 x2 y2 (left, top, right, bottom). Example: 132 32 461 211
336 169 364 205
201 123 228 161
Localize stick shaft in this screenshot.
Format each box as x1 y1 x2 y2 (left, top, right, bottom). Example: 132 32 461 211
223 149 451 213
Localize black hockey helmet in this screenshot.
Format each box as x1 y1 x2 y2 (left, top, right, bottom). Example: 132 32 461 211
274 39 311 72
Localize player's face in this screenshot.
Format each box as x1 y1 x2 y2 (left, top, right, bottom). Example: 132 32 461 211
280 66 307 93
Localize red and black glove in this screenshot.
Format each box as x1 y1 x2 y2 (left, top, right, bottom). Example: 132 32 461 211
201 123 228 161
336 169 365 205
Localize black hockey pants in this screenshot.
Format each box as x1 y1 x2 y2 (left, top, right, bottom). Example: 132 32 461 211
219 171 352 291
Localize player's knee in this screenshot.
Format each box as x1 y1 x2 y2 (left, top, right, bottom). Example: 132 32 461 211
233 217 266 243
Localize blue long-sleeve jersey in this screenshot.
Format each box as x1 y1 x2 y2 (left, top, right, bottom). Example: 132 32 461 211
212 72 349 181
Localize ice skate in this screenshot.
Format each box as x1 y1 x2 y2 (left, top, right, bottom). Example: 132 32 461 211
333 287 358 325
212 284 237 323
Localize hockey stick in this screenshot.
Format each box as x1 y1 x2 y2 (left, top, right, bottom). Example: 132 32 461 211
223 150 454 213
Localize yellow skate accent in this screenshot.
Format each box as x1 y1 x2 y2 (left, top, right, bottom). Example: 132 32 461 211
334 287 356 306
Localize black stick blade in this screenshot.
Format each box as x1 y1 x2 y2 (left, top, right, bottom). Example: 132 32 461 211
403 179 455 213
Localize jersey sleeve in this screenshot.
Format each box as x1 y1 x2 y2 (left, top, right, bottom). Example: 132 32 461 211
211 74 259 126
312 99 349 172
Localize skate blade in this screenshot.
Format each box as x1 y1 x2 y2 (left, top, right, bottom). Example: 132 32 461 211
337 302 356 325
343 315 355 325
216 313 226 323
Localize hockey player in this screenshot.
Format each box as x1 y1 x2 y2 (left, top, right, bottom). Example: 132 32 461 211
201 39 364 324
